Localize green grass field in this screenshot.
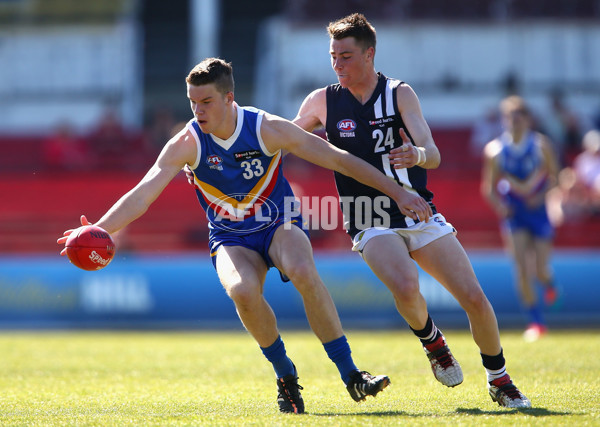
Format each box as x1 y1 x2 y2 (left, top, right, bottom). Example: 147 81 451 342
0 329 598 426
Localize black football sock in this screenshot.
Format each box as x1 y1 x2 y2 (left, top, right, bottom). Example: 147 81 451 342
410 314 442 347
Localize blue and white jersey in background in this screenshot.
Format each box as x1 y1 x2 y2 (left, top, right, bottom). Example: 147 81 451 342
497 130 553 238
497 130 547 206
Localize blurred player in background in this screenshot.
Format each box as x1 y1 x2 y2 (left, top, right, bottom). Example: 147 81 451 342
482 95 560 342
58 58 437 414
292 13 531 408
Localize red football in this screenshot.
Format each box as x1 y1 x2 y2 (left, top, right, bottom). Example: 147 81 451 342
65 225 116 271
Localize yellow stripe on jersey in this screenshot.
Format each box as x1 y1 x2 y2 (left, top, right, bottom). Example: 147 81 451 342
194 151 281 215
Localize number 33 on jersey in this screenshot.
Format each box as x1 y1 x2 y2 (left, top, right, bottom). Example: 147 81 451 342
185 105 295 231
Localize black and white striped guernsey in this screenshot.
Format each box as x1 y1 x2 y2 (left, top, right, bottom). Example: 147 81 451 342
325 73 436 238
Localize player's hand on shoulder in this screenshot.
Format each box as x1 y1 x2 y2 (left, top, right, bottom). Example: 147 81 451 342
57 215 92 256
389 129 417 169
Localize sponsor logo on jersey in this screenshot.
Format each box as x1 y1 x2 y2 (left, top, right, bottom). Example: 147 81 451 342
233 150 262 162
206 154 224 171
337 119 356 137
369 117 394 127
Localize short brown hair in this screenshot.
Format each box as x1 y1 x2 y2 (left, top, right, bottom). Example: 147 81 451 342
186 58 234 95
327 13 376 53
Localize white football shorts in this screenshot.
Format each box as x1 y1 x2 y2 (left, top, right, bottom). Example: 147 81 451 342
351 213 457 254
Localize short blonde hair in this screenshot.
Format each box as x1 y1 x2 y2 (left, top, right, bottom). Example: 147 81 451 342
499 95 530 117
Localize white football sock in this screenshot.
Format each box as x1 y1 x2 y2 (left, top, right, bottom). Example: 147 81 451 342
486 366 507 382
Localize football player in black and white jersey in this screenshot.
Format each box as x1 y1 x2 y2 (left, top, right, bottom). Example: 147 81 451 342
293 13 530 409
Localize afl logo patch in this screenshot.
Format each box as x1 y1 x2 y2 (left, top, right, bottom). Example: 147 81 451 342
206 154 224 171
206 154 223 165
337 119 356 131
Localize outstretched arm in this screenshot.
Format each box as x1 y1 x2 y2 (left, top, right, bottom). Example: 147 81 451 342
262 113 432 222
57 127 197 251
94 129 196 234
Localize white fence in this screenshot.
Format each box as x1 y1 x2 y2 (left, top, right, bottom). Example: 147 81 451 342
0 22 142 134
254 18 600 127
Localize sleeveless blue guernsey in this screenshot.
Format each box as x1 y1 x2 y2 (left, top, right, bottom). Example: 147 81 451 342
497 131 553 238
186 105 295 235
325 73 436 238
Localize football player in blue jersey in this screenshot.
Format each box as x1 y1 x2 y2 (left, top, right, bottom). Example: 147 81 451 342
292 13 531 408
482 95 560 342
58 57 433 414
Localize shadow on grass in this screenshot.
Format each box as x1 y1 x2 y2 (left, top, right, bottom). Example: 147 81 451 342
311 407 573 417
456 407 573 417
312 411 408 416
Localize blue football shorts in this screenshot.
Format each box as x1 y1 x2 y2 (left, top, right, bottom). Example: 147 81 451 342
504 206 554 240
208 218 308 282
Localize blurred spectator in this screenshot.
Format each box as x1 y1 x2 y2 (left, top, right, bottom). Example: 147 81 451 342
547 166 590 226
470 105 503 157
41 122 90 171
548 129 600 225
88 109 129 153
144 107 177 155
87 109 148 171
574 129 600 206
542 89 582 165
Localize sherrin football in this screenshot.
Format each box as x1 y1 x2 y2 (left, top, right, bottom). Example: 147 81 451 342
65 225 115 271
